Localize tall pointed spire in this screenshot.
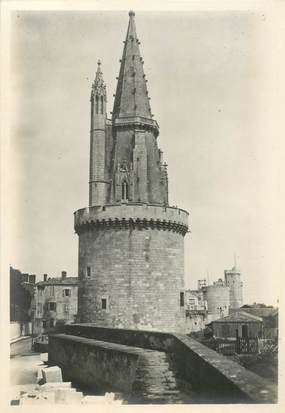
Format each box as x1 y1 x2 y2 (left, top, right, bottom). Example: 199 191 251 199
113 11 155 126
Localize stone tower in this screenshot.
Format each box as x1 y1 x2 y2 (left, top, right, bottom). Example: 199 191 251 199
224 266 243 309
74 11 189 332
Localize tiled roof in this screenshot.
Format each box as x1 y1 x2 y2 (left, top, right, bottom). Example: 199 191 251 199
230 307 278 319
213 311 263 323
36 277 78 287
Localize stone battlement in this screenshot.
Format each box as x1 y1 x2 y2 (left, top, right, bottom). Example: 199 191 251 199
74 203 189 235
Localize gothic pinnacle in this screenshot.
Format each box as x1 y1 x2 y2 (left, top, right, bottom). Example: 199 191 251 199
91 59 106 99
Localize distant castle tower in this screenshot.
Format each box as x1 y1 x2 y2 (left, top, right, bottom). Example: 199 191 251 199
202 279 230 322
74 11 189 332
224 266 243 309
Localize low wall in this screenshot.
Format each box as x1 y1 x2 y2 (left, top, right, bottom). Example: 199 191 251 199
49 334 142 393
10 322 32 340
49 333 196 403
62 324 277 403
10 336 32 357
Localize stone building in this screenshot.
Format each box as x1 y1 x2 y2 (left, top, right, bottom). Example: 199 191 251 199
230 304 278 339
34 271 78 334
10 266 36 338
211 311 263 339
74 11 189 332
185 277 231 332
224 265 243 309
184 289 207 333
185 288 207 311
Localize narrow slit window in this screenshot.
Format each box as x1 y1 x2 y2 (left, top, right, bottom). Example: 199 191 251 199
100 96 104 114
101 298 107 310
180 292 184 307
87 266 91 277
95 95 99 114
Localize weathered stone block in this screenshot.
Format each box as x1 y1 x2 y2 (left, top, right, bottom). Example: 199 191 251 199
55 388 82 404
42 365 62 383
40 352 48 363
37 382 72 391
37 366 47 382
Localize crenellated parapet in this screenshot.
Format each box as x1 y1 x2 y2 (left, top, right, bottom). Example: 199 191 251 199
74 204 189 235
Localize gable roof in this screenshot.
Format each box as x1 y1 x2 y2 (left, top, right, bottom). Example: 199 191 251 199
212 311 263 323
230 307 278 320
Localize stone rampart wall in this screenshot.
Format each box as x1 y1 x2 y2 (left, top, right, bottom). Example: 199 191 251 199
48 334 140 393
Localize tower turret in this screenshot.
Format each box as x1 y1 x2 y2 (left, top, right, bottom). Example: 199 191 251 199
224 265 243 309
89 60 107 206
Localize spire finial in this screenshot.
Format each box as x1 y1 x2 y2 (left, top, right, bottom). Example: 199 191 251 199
129 10 135 17
97 59 102 73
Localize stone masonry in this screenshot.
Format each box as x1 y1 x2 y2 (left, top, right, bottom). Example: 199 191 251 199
74 11 189 332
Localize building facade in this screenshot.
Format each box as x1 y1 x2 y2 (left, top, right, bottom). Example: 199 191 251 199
185 289 207 333
34 271 78 334
10 266 36 338
75 11 189 332
224 266 243 309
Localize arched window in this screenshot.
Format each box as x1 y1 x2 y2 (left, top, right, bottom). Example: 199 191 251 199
121 180 129 201
95 95 99 114
100 96 104 114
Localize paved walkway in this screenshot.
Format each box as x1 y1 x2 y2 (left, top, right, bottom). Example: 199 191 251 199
10 352 42 402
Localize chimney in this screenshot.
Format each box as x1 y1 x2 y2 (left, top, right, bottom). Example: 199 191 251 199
61 270 67 280
43 274 47 282
29 274 36 284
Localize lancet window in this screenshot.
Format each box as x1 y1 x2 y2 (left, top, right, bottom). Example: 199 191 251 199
121 180 129 201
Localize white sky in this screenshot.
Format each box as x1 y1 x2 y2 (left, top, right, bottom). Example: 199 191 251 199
7 8 283 306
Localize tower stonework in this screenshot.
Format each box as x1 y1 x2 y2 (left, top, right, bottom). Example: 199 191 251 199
74 11 189 332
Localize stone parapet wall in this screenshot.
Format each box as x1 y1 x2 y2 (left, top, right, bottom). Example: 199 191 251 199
10 336 32 357
62 325 277 404
74 203 189 235
49 333 194 403
49 334 140 393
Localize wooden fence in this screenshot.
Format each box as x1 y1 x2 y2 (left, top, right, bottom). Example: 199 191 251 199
236 337 259 354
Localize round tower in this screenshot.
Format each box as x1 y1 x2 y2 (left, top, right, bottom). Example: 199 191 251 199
224 266 243 309
202 279 230 322
74 12 189 333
